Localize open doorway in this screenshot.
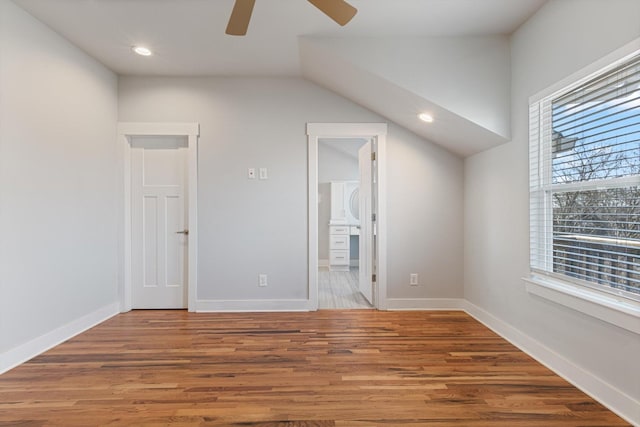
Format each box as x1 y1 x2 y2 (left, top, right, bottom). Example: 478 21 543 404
307 123 388 311
318 138 371 309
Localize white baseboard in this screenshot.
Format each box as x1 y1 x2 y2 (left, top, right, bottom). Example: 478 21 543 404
385 298 465 310
196 299 311 312
463 301 639 426
0 302 119 375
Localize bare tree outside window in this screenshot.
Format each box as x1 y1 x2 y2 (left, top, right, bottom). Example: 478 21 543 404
550 77 640 296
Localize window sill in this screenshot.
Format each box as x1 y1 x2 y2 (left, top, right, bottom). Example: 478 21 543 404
523 275 640 335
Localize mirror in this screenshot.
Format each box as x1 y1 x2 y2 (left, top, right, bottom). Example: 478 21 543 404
350 187 360 221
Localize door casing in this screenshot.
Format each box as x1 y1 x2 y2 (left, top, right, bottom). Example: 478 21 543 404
118 123 199 312
358 140 374 305
307 123 388 310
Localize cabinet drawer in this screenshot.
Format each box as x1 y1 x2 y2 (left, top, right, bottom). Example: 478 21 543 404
330 225 349 235
330 251 349 265
330 235 349 250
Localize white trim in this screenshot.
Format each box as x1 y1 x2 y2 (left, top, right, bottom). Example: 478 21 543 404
307 123 388 136
386 298 465 311
376 127 388 310
0 303 119 375
550 175 640 194
318 259 329 268
524 276 640 335
307 123 388 311
530 38 640 103
117 122 200 312
309 130 319 311
463 301 639 426
196 299 311 312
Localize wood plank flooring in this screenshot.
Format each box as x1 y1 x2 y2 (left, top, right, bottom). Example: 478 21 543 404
0 310 629 426
318 268 372 309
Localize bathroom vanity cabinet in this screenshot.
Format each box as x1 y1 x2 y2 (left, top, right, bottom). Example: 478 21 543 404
329 225 350 271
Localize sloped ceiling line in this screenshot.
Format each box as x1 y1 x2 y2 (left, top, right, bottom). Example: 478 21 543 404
299 36 512 157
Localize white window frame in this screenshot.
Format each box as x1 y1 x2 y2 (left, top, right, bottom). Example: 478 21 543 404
526 39 640 335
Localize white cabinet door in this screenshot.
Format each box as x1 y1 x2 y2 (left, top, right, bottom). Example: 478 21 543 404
131 142 188 309
330 181 347 223
329 251 350 266
358 141 373 305
329 235 349 250
329 225 350 235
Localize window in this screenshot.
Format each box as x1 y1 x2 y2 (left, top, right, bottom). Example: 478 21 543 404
529 51 640 304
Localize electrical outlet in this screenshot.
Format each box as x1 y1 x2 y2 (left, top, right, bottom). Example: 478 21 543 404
410 273 418 286
259 274 268 287
248 168 256 179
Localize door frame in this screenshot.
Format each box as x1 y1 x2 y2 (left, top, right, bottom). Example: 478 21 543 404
117 122 200 312
307 123 388 310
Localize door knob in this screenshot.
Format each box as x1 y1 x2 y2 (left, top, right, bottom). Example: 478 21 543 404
176 230 189 235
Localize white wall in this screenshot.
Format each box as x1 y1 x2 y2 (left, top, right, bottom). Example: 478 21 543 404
465 0 640 417
0 1 119 362
318 143 359 183
388 124 464 299
118 77 464 304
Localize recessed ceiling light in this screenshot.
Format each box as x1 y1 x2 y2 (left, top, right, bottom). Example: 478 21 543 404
418 113 434 123
132 46 152 57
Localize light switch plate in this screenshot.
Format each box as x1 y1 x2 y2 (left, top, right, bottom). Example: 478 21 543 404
259 168 268 180
259 274 268 287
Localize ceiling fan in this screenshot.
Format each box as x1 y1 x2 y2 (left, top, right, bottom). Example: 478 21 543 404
226 0 358 36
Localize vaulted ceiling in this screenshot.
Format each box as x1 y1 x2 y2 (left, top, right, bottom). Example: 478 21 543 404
14 0 547 155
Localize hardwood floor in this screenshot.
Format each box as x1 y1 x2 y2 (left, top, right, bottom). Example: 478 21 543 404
0 310 628 426
318 267 372 309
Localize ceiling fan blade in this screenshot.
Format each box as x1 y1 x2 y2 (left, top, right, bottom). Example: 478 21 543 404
226 0 256 36
307 0 357 26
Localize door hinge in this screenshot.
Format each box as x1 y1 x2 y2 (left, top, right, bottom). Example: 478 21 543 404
371 151 376 161
372 274 377 282
371 213 376 222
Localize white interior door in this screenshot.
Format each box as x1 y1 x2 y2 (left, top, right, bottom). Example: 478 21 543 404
131 138 188 308
358 141 373 305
